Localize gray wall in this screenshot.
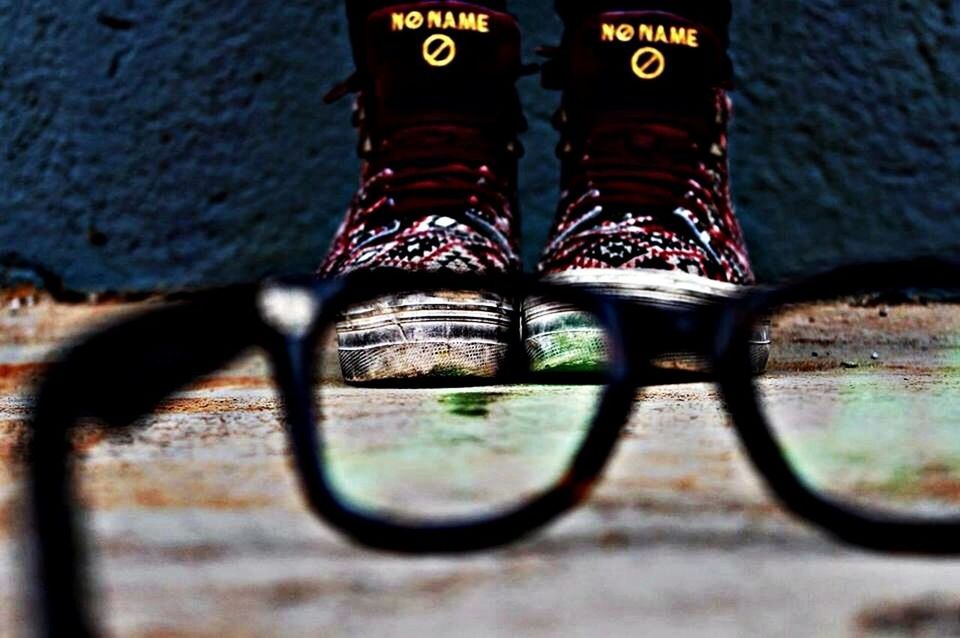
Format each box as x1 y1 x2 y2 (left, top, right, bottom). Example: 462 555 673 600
1 0 957 292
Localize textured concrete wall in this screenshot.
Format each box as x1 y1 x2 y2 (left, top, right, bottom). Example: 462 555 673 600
1 0 957 292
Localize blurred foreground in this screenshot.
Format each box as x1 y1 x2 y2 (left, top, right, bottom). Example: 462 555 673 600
1 293 959 637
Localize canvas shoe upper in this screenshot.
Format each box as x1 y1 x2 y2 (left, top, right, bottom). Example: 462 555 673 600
321 1 526 279
321 2 528 383
538 11 754 285
525 11 769 375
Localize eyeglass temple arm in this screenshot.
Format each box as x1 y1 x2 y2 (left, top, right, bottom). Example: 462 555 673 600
27 290 261 637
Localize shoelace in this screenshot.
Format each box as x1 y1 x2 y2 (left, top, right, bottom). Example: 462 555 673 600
324 60 536 231
545 107 733 262
355 122 517 232
326 83 524 249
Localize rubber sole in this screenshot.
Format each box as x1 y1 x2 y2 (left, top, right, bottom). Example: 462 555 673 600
524 269 771 377
336 290 515 385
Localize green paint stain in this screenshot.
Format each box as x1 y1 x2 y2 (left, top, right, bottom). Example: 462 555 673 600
321 385 604 521
438 392 505 418
777 361 960 515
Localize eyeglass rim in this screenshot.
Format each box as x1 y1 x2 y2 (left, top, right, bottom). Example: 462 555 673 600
716 255 960 555
25 271 639 633
275 257 960 555
276 273 637 553
283 258 960 555
24 256 960 635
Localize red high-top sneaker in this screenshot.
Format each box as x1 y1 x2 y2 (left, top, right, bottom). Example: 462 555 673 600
322 2 527 384
526 10 769 374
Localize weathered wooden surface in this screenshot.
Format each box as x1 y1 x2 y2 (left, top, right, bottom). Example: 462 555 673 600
2 294 960 637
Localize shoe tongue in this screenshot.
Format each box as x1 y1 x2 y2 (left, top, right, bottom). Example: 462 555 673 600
363 2 522 120
558 11 730 112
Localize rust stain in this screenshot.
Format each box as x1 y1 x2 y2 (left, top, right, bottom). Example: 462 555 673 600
128 486 278 510
0 497 20 539
898 464 960 502
155 397 279 414
85 485 281 511
71 426 108 454
921 479 960 500
0 286 43 304
186 376 273 391
133 487 172 508
0 362 46 392
75 459 297 511
0 419 27 462
0 420 110 464
670 476 699 492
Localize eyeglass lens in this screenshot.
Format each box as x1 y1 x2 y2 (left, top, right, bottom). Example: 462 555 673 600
312 287 614 523
759 285 960 519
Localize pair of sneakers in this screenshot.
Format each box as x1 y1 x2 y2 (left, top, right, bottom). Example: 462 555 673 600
320 2 766 384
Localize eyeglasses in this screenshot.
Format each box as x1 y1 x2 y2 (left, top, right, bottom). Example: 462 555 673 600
26 258 960 635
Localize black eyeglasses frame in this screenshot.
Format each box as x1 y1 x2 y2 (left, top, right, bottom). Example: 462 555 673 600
25 257 960 636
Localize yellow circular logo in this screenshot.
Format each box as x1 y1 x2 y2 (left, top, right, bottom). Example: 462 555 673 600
423 34 457 67
631 47 666 80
